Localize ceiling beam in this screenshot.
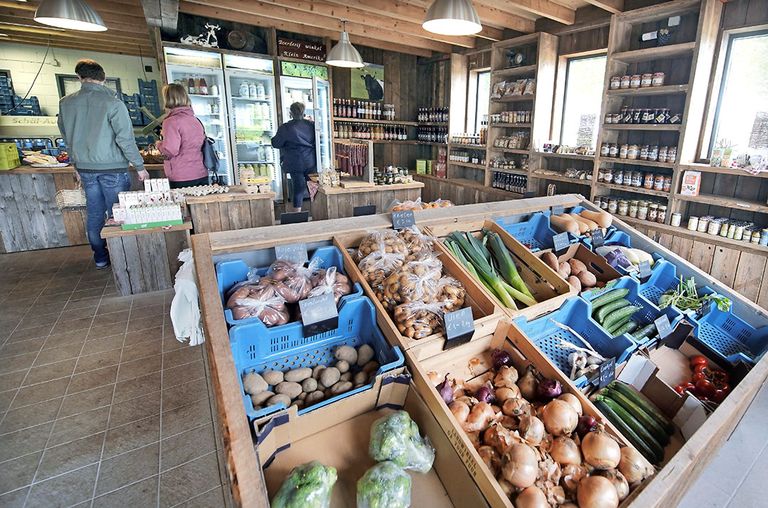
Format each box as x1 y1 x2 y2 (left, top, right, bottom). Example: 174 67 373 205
581 0 624 14
475 0 575 25
141 0 179 35
178 1 434 57
0 23 151 44
402 0 534 32
181 0 453 53
3 35 152 56
0 16 153 41
0 7 150 33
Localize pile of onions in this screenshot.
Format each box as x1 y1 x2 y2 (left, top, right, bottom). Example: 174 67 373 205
517 365 538 400
541 399 579 436
582 429 621 470
515 485 549 508
502 443 539 488
577 475 619 508
549 436 582 465
518 415 544 446
596 469 630 501
619 447 655 485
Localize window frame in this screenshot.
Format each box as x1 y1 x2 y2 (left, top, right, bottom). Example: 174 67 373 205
552 50 607 148
56 74 122 98
466 67 490 134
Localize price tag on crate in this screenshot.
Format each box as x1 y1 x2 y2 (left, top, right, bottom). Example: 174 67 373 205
637 260 652 281
597 357 616 388
391 210 416 230
299 292 339 337
553 232 570 254
654 314 673 340
275 243 308 265
591 228 605 248
551 205 564 216
443 307 475 350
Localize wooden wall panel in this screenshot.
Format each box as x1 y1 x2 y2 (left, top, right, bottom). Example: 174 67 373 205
709 246 741 289
733 252 767 303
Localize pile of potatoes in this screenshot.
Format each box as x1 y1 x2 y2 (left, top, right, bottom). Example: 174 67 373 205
242 344 380 412
540 252 598 292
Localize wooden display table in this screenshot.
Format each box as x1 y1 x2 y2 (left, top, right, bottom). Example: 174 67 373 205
101 221 191 296
186 191 275 233
414 173 521 205
310 181 423 220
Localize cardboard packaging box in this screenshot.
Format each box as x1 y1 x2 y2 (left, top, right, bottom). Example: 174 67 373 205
679 170 702 196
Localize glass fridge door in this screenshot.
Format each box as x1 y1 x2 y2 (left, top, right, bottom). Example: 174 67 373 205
163 46 232 184
312 77 332 172
223 54 282 199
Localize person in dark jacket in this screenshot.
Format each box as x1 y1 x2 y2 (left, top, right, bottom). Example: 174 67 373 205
271 102 316 212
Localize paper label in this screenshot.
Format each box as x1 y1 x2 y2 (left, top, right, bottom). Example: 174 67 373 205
274 243 308 265
299 292 338 337
655 314 673 339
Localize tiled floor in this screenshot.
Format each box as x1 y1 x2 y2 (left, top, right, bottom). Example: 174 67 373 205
0 246 225 508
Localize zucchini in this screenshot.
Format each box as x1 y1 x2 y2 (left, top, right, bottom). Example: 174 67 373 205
609 381 675 434
598 396 664 463
590 288 630 310
604 388 670 445
602 305 641 332
594 399 658 464
594 298 631 324
606 316 632 336
632 323 657 341
612 320 638 338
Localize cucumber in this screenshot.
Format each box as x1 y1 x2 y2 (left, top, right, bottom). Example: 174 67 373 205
598 396 664 463
594 399 659 464
607 316 632 336
590 288 630 310
612 320 638 338
632 323 657 341
604 388 670 445
602 305 640 332
609 380 675 434
595 298 631 324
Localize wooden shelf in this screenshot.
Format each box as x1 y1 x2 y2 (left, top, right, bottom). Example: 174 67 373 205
606 84 689 96
611 42 696 64
490 167 528 177
534 151 595 161
449 161 486 170
489 147 530 155
530 171 592 186
602 124 682 132
418 122 448 127
492 95 536 103
675 193 768 214
492 64 537 78
332 117 418 126
678 163 768 179
598 157 675 169
595 182 670 199
332 138 419 145
450 144 487 150
619 215 669 229
491 123 532 128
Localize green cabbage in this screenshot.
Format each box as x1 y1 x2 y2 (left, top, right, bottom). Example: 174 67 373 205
368 410 435 473
357 461 412 508
271 461 337 508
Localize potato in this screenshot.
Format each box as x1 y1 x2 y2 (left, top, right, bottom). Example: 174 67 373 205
275 381 302 399
312 365 325 379
266 394 291 407
335 360 350 373
356 344 375 366
577 270 597 288
340 372 352 382
305 390 325 405
298 391 307 401
540 251 559 271
568 258 587 275
567 275 582 292
353 371 368 385
284 368 312 383
301 378 318 392
290 400 304 410
330 380 354 395
250 390 274 406
558 262 571 279
334 345 358 364
242 371 268 395
261 370 283 386
319 367 341 388
362 360 379 374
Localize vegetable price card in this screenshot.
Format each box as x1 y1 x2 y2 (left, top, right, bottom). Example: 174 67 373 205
391 210 416 230
638 261 652 280
443 307 475 350
654 314 672 339
275 243 309 265
553 232 570 254
591 229 605 248
299 292 338 337
551 205 565 216
597 357 616 388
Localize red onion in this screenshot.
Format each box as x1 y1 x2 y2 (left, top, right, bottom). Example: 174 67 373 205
576 414 598 438
475 383 495 403
491 348 513 370
436 375 454 404
537 378 562 400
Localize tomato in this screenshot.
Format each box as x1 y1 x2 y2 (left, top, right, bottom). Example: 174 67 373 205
675 382 694 395
674 384 686 395
713 388 729 403
692 371 709 383
694 379 716 399
689 355 709 368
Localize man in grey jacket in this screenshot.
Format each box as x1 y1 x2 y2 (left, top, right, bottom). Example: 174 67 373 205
58 59 149 269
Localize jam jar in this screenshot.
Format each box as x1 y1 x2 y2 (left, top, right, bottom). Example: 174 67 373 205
638 201 649 220
648 203 659 222
630 74 642 88
618 200 629 216
620 75 631 89
643 173 655 189
641 73 653 87
657 205 667 224
610 76 621 90
653 174 665 191
652 72 665 87
619 144 629 159
629 200 639 218
631 171 643 187
627 144 639 160
614 169 625 186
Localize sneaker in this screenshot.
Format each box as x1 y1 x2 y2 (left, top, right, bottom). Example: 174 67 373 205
95 260 111 270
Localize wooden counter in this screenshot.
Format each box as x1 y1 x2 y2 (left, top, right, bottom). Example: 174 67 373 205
186 191 275 233
415 173 522 205
310 181 423 220
101 220 191 296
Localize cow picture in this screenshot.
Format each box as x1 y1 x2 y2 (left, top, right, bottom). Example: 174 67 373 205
351 63 385 101
361 74 383 101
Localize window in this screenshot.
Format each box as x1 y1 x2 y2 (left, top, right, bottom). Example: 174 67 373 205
709 31 768 158
560 55 606 149
56 75 122 98
467 69 490 134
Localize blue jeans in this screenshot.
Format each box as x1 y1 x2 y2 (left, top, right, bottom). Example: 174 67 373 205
80 172 131 264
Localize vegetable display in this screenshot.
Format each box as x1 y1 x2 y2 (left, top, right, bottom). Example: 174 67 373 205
595 246 654 273
659 276 732 313
549 210 613 236
673 355 731 403
356 461 412 508
369 410 436 473
587 287 657 340
271 461 337 508
539 251 602 293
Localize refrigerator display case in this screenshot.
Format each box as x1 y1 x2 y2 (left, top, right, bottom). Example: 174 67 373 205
223 54 282 197
163 46 233 184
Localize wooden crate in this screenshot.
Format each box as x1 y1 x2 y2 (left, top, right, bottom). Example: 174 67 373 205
186 192 275 233
428 218 576 321
334 231 503 360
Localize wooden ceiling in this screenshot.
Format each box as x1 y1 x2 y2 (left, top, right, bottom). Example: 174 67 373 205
0 0 626 58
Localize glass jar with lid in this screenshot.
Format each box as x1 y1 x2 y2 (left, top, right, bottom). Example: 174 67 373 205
648 203 659 222
697 216 711 233
627 144 639 160
629 200 639 218
719 221 730 237
610 76 621 89
734 223 745 241
620 75 631 89
657 205 667 224
658 146 669 163
688 216 699 231
663 175 672 192
707 217 721 235
600 143 610 157
597 167 606 183
654 174 665 191
639 145 649 160
631 171 644 187
608 198 618 214
648 145 659 161
603 167 614 183
641 73 653 87
619 144 629 159
671 212 682 227
618 200 629 216
643 173 655 189
609 144 619 158
630 74 642 88
727 222 737 239
599 197 609 210
638 201 649 220
667 146 677 163
614 169 625 186
652 72 666 87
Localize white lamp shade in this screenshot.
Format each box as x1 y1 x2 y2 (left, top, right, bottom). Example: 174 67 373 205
423 0 482 36
35 0 107 32
326 31 364 68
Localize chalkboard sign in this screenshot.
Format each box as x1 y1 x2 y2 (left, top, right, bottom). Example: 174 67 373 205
553 232 570 254
443 307 474 350
638 261 652 280
551 205 565 216
275 243 308 265
591 229 605 248
354 205 376 216
598 357 616 388
523 191 536 198
280 211 309 224
391 210 416 230
654 314 672 339
299 292 339 337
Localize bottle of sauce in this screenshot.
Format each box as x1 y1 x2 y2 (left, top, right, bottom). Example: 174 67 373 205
187 77 196 95
198 77 208 95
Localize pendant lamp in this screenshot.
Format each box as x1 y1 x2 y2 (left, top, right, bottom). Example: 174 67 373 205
423 0 482 36
35 0 107 32
326 21 364 68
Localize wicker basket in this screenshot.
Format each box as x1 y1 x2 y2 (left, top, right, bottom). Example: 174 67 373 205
55 188 87 209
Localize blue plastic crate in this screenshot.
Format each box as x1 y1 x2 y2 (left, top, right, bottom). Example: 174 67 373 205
690 303 768 366
493 212 569 252
230 296 404 422
216 245 363 327
581 276 682 345
512 297 637 387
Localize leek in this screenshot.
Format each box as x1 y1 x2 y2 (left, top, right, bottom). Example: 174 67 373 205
485 230 536 301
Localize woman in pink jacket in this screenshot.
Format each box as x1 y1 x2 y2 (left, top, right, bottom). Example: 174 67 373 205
157 83 208 188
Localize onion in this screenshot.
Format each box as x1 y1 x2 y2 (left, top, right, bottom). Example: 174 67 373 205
515 486 548 508
464 401 495 432
498 479 514 497
619 446 654 485
557 393 583 415
582 430 621 470
502 443 539 488
498 415 518 430
596 469 630 501
577 475 619 508
517 365 539 400
436 374 454 404
449 400 470 426
467 430 481 449
541 399 578 436
494 365 519 388
496 385 521 402
477 445 500 473
518 415 545 446
502 397 531 417
561 464 587 493
537 378 562 400
576 414 598 438
484 423 514 453
549 436 581 465
491 348 513 370
475 383 496 403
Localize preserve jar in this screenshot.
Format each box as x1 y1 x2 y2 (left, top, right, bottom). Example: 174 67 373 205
620 75 631 89
605 113 614 124
719 221 729 237
629 200 639 218
648 203 659 222
657 205 667 224
627 144 639 160
734 224 745 241
643 173 655 189
658 146 669 163
753 230 762 244
641 73 653 87
671 212 682 227
600 143 610 157
610 76 621 89
609 144 619 158
707 218 721 235
654 174 665 191
652 72 665 87
618 200 629 216
603 167 614 183
639 145 648 160
727 222 737 239
597 167 606 182
600 197 609 210
608 199 618 214
697 216 711 233
614 169 625 185
638 201 649 220
631 171 644 187
619 144 629 159
648 145 659 161
667 146 677 163
687 216 699 231
630 74 642 88
663 176 672 192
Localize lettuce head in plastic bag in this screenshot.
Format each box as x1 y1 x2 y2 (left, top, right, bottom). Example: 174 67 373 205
357 461 412 508
271 461 337 508
369 410 435 473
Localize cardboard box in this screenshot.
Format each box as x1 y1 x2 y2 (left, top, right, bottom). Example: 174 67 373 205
416 159 427 175
679 170 702 196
